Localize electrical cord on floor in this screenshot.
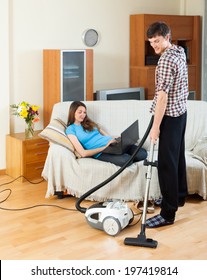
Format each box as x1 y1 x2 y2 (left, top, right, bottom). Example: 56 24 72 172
0 175 77 212
0 176 142 230
0 175 44 186
128 212 142 227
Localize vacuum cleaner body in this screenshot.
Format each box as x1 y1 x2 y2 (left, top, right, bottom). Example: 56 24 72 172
85 200 134 236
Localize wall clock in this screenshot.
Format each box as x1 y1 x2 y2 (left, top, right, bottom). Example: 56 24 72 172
82 29 99 47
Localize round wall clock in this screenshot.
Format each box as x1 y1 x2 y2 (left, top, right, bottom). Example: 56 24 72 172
82 29 99 47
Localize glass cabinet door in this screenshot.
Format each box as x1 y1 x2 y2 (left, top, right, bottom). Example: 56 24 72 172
61 50 86 101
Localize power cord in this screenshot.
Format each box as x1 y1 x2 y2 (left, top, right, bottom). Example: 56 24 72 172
0 175 142 231
0 175 77 212
128 212 142 227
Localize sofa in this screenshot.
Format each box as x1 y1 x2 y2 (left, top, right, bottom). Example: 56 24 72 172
40 100 207 202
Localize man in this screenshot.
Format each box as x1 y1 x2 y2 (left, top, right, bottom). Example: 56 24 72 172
145 22 188 228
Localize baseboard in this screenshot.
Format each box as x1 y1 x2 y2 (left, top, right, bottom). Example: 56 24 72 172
0 169 6 175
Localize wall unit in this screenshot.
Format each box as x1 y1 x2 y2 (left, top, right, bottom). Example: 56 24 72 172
43 49 93 127
130 14 201 100
6 131 49 182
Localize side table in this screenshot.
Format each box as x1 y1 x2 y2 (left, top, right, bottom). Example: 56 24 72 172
6 130 49 182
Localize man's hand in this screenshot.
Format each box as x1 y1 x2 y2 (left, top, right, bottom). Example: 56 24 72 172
150 127 160 144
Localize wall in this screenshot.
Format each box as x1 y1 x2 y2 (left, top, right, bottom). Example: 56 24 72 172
181 0 206 101
180 0 204 14
0 0 10 172
0 0 202 170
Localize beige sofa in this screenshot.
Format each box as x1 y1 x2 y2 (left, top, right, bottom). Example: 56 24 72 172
41 100 207 201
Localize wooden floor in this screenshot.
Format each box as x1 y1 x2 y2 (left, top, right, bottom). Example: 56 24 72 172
0 174 206 260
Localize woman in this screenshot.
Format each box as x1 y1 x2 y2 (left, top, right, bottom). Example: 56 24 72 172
66 101 147 167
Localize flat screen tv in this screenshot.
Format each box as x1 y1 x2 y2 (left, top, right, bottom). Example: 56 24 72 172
95 87 145 100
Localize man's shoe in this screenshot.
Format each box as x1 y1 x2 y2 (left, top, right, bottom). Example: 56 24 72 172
146 214 174 228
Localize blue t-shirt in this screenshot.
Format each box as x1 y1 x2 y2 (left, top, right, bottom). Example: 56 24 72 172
65 124 112 158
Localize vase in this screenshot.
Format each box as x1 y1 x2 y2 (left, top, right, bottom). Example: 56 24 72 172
25 122 34 139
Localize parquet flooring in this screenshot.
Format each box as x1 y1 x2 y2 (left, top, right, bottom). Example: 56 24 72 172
0 175 206 260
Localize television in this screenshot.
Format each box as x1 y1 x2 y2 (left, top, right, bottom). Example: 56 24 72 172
95 87 145 101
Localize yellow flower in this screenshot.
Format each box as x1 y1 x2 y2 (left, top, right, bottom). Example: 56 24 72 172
31 105 39 112
20 107 28 118
20 101 28 107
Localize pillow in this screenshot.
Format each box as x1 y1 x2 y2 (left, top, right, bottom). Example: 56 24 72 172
38 118 81 158
192 137 207 165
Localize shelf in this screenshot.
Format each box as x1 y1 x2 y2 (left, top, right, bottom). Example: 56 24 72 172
43 49 94 127
130 14 201 100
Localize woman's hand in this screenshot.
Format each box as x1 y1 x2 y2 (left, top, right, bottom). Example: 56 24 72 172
105 139 118 147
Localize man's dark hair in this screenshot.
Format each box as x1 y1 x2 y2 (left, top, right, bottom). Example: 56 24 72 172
147 21 171 41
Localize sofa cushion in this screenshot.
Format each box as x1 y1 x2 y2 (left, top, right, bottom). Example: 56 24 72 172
192 137 207 165
39 118 81 158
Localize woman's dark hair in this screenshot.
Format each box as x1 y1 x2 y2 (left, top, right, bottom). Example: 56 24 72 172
67 101 98 131
147 21 171 41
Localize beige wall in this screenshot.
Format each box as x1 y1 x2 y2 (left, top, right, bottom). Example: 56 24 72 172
0 0 10 170
180 0 204 15
0 0 203 169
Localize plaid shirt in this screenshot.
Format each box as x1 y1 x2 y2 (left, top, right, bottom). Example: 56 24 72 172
150 44 189 117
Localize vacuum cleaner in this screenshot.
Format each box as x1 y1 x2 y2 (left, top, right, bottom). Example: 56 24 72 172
85 200 134 236
75 116 158 247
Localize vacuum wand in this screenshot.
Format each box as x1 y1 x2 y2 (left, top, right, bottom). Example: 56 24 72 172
124 141 158 248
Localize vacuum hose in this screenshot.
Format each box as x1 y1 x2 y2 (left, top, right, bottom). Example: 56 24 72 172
75 115 154 213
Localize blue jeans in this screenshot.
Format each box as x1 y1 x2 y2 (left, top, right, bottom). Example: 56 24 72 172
97 145 147 167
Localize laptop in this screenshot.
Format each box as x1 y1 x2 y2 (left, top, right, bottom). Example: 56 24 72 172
102 120 139 155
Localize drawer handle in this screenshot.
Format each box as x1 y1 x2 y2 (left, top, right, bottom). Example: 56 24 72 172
36 142 48 146
35 152 48 155
35 166 44 170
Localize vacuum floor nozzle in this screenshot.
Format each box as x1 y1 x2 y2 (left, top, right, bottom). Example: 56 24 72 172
124 233 158 248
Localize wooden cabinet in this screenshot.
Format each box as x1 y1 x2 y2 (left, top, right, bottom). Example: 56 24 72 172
6 131 49 182
43 49 93 127
130 14 201 100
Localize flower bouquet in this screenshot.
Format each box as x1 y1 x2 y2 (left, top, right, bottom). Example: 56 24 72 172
10 101 40 138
